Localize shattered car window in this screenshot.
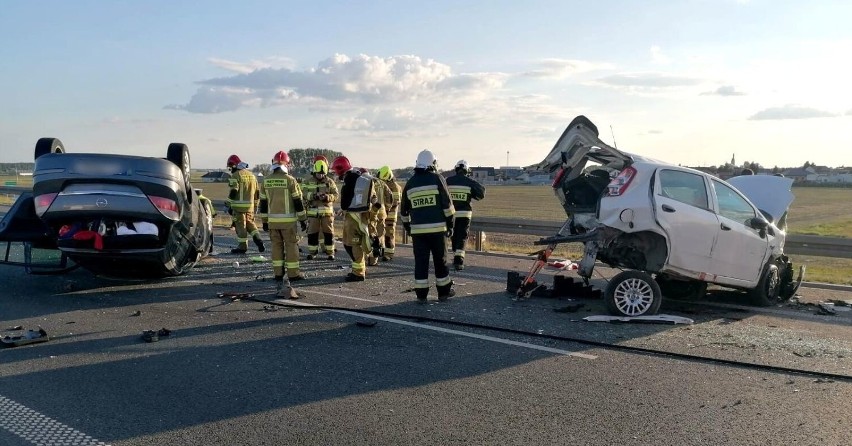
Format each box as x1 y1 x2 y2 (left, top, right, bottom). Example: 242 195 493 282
659 169 708 209
712 179 756 225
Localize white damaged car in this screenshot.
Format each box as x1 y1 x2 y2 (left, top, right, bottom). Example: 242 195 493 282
535 116 804 317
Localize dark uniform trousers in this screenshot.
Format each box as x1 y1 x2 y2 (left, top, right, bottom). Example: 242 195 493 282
412 232 452 299
451 216 471 258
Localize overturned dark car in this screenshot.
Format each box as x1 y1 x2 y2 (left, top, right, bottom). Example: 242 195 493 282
0 138 213 277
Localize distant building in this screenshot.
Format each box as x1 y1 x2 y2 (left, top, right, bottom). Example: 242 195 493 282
201 171 230 183
470 167 495 183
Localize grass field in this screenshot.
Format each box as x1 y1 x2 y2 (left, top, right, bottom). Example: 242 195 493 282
2 175 850 283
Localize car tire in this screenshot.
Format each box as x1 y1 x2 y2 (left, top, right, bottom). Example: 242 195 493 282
748 262 781 306
605 270 663 317
167 143 193 203
34 138 65 160
655 276 707 301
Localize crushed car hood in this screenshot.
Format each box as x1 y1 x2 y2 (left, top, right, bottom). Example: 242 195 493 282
726 175 795 223
536 116 634 173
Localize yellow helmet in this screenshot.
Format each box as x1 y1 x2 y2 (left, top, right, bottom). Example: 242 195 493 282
312 160 329 175
378 165 393 181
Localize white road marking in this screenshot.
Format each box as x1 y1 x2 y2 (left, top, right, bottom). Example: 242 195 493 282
0 395 109 446
284 297 597 360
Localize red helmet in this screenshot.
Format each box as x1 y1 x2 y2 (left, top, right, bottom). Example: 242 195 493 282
313 154 329 164
358 167 368 174
272 150 290 165
330 156 351 178
227 154 241 167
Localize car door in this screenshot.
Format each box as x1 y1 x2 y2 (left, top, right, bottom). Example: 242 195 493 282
653 169 718 273
707 179 768 282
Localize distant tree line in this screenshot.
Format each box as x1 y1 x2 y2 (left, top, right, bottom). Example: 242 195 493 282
0 163 35 175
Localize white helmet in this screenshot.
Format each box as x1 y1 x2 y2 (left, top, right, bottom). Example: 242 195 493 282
455 159 470 175
415 149 437 170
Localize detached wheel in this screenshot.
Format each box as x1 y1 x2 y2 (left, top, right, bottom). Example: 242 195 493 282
167 143 193 203
605 270 663 317
34 138 65 160
748 262 780 306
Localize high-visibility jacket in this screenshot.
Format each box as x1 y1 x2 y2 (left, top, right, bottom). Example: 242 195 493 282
225 168 258 213
446 174 486 219
400 169 455 235
259 168 306 228
301 174 339 217
382 179 402 221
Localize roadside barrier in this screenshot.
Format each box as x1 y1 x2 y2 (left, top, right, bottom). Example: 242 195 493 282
1 186 849 259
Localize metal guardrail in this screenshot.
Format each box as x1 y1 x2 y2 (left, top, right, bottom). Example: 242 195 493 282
2 186 850 259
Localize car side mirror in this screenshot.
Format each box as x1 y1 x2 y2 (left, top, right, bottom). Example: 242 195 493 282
749 217 768 230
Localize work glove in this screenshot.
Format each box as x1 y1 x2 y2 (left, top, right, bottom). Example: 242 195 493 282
403 222 411 235
299 220 308 232
262 222 269 232
446 227 454 238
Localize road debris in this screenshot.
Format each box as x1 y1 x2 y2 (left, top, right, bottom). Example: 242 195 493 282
583 315 694 325
554 303 585 313
141 328 171 343
2 327 50 347
217 292 255 301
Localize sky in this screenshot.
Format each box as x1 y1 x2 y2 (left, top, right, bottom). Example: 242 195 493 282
2 0 852 171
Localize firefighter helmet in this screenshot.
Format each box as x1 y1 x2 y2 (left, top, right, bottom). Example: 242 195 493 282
312 159 329 175
330 156 351 178
378 166 394 181
455 159 470 175
272 151 290 166
226 154 242 168
415 149 437 170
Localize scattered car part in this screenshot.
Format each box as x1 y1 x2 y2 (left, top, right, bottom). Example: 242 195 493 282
1 327 50 347
583 315 694 324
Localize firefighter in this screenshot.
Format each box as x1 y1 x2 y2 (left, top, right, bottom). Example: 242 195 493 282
330 156 378 282
225 154 265 254
400 150 456 303
302 159 338 260
376 166 401 261
446 160 486 270
364 169 394 266
259 151 308 294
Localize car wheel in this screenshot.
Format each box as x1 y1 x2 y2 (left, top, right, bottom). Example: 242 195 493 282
34 138 65 160
655 276 707 301
748 262 780 306
167 143 193 203
605 270 663 317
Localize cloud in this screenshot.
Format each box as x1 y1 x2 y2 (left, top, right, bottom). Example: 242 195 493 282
749 105 838 120
207 57 296 74
329 108 418 132
650 46 671 65
170 54 508 113
520 58 615 79
595 72 703 89
701 85 746 96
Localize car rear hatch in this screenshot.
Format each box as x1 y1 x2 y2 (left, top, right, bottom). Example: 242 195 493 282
536 116 635 214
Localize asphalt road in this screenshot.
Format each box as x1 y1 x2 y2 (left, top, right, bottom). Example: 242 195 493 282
1 229 851 446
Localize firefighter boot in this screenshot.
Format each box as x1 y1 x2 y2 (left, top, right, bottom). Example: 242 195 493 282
253 235 266 253
415 288 429 304
453 255 465 271
437 281 456 302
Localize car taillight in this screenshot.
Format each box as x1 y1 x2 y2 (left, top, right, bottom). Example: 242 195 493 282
148 196 179 220
551 167 566 188
607 166 636 196
34 193 58 216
